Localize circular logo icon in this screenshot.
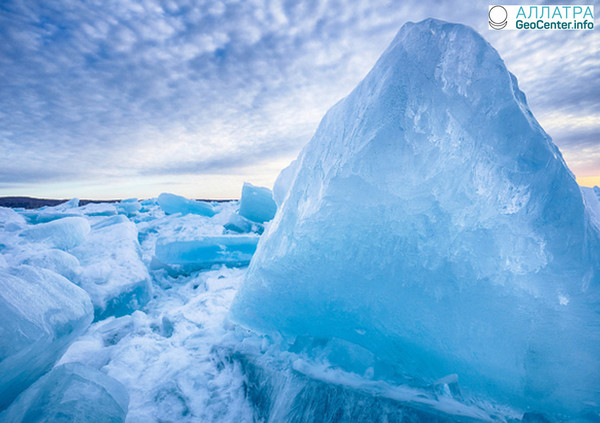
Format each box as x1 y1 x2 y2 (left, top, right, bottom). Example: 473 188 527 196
489 5 508 30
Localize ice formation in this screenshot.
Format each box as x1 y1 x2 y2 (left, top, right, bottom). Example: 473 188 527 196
238 183 277 223
0 265 93 409
231 18 600 417
0 195 259 420
155 235 259 270
0 363 129 422
116 198 142 217
158 193 216 217
71 216 152 320
224 213 262 234
20 216 90 250
20 199 82 224
20 248 81 281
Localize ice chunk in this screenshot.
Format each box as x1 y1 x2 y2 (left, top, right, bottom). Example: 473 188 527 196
158 193 215 217
155 235 259 270
71 217 151 320
20 216 90 250
231 19 600 417
19 249 80 281
91 214 130 230
19 199 82 224
55 198 80 210
238 183 277 223
224 213 263 235
0 266 93 409
116 198 142 217
0 363 129 422
0 207 26 230
79 202 118 217
20 210 82 224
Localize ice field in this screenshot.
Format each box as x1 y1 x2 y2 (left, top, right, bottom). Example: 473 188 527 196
1 19 599 423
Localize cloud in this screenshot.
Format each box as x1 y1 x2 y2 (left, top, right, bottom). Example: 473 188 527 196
0 0 598 197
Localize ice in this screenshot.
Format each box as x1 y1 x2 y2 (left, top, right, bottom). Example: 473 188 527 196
20 216 90 250
117 198 142 217
0 207 26 230
154 235 259 271
79 202 118 217
19 199 83 224
0 265 93 409
272 159 298 207
158 193 216 217
54 198 80 210
581 186 600 229
19 249 81 281
238 183 277 223
91 214 130 230
0 363 129 422
231 19 600 417
71 216 152 320
59 268 255 422
224 213 263 235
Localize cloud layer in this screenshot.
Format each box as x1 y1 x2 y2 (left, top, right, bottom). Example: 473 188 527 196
1 0 598 198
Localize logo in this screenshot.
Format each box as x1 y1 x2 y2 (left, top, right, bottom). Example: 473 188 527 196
489 5 594 30
489 5 508 29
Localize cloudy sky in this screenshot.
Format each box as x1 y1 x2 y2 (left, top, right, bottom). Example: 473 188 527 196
1 0 598 199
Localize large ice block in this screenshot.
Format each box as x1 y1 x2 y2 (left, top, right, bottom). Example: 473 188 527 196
71 216 151 320
0 363 129 422
238 183 277 223
20 217 90 250
0 266 93 409
231 19 600 417
155 235 259 270
157 193 215 217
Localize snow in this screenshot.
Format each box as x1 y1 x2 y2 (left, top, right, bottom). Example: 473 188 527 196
0 363 129 423
238 182 277 223
58 267 255 423
231 18 600 417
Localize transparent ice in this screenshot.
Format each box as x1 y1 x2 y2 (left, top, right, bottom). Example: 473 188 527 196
231 19 600 417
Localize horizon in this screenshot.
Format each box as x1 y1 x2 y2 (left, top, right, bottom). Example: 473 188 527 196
1 1 599 200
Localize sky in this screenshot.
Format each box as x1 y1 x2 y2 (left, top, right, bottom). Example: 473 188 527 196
0 0 598 200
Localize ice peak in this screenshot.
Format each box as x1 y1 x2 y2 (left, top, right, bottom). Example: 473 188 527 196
232 19 600 418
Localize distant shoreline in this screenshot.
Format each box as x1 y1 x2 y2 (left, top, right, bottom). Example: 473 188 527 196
0 196 236 209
